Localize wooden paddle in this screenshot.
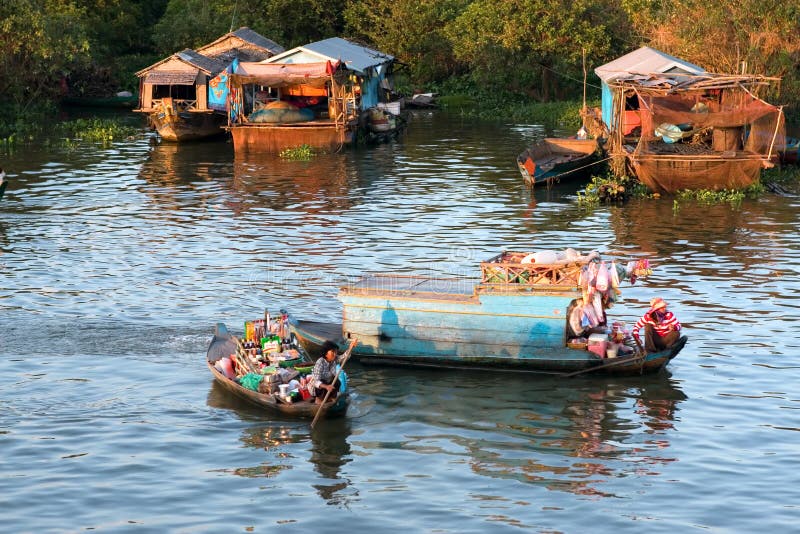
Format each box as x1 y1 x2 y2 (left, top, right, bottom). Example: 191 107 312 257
562 352 645 378
310 337 358 428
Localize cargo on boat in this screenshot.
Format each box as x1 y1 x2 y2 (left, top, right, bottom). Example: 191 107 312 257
206 318 350 419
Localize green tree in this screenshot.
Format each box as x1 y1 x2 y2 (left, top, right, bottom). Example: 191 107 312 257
623 0 800 104
152 0 346 54
0 0 91 111
344 0 468 83
444 0 626 101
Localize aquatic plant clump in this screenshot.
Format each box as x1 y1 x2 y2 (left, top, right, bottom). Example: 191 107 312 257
279 144 315 160
578 172 647 206
57 118 140 146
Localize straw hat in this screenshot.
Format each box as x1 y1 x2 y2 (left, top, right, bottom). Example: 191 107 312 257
649 297 667 311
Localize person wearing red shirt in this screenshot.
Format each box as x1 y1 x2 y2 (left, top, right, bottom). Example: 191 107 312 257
633 297 682 352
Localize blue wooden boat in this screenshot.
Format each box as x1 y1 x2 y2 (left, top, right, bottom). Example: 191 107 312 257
517 138 599 186
290 251 687 376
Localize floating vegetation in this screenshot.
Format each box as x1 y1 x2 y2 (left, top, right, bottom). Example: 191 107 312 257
56 118 139 147
279 144 315 160
577 172 648 206
671 184 764 211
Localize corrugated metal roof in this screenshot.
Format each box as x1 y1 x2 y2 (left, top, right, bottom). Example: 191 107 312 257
136 49 226 77
230 27 284 55
267 37 393 74
175 49 226 74
595 46 705 83
196 26 285 61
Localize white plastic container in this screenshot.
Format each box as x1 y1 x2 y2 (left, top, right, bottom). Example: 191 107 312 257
278 384 289 396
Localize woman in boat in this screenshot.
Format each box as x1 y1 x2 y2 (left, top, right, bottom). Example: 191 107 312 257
632 297 682 352
310 340 342 403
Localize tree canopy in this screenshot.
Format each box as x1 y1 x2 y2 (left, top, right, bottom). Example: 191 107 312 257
1 0 798 120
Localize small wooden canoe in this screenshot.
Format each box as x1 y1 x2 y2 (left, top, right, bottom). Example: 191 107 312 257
517 138 599 186
206 323 349 418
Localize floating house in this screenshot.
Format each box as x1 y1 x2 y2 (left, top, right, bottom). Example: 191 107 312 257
596 46 785 193
225 37 402 153
134 27 283 142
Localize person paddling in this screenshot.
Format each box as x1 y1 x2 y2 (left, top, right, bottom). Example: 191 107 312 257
632 297 682 352
310 340 343 404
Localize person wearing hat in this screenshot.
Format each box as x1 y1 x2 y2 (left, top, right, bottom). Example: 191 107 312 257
632 298 682 352
310 340 342 403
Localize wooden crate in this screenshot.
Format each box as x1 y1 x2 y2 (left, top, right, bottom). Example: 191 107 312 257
480 251 587 286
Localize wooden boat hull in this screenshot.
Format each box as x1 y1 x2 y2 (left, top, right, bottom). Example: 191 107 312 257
290 317 686 376
206 323 349 418
150 110 227 142
228 122 353 153
517 138 598 185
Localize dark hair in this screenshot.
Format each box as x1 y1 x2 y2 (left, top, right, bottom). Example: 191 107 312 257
319 340 339 358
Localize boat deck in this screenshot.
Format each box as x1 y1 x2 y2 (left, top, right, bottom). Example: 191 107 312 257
341 274 476 300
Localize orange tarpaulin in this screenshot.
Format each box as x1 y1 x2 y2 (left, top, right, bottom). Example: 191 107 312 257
232 61 340 88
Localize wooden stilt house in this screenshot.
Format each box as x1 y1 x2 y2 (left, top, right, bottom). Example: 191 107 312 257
134 27 284 142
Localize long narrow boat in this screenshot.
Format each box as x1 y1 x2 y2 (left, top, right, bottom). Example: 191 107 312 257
517 138 599 186
290 250 687 376
206 323 349 418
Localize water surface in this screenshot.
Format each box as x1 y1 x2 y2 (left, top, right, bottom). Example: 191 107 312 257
2 110 799 532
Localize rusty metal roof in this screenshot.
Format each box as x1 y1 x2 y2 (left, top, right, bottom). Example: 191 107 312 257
136 49 226 77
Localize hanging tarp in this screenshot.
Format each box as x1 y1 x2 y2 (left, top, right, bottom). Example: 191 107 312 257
231 61 338 88
208 58 237 111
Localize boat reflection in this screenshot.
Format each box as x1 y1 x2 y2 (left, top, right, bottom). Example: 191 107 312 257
469 374 686 498
136 140 234 215
206 380 354 504
356 367 687 499
228 151 357 216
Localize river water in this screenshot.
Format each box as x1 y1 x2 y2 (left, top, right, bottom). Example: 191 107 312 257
1 110 799 533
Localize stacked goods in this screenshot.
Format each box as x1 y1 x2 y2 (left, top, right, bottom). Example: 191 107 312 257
481 249 653 287
214 311 315 402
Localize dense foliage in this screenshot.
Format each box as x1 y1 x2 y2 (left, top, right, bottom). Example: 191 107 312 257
1 0 798 127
